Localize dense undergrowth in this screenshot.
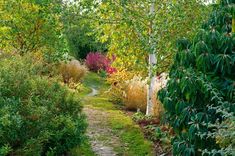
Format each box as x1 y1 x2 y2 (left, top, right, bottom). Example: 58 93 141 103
0 55 87 155
159 1 235 155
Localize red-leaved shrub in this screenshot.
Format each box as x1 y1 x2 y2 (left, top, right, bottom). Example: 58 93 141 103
106 66 117 74
85 52 116 74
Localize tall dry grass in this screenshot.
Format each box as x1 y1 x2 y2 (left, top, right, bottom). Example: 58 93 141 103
124 76 147 112
60 60 87 83
152 73 168 117
124 73 168 117
107 69 168 117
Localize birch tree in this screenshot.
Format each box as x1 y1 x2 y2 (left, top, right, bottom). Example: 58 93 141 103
68 0 211 115
146 1 157 115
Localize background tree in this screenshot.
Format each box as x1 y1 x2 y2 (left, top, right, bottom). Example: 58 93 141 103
56 0 211 115
93 0 212 115
94 0 211 73
0 0 67 61
62 3 107 59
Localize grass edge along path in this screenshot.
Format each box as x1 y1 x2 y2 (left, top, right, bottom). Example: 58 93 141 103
71 72 154 156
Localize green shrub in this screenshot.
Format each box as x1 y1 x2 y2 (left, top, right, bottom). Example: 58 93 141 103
159 1 234 155
0 55 87 155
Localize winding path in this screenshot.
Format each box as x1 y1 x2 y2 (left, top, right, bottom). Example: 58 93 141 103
80 73 154 156
83 87 118 156
87 87 99 97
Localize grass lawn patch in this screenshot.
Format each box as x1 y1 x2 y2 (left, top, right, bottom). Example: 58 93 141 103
108 110 154 156
70 139 96 156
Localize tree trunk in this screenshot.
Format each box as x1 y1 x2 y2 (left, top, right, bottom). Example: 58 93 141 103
146 2 156 115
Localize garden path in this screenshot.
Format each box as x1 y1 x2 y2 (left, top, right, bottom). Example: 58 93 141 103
77 72 154 156
83 88 118 156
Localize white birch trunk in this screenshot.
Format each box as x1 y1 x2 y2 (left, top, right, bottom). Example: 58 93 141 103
146 54 157 115
146 2 156 115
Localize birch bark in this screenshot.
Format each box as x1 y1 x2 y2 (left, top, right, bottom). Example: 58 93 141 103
146 2 156 115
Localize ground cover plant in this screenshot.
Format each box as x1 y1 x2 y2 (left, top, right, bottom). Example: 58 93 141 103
132 111 174 155
159 1 235 155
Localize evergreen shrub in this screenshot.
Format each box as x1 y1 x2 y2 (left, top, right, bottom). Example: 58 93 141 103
159 1 235 155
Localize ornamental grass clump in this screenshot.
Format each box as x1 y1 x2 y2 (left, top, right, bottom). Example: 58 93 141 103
124 76 147 112
107 69 167 117
106 69 135 104
159 1 235 155
123 74 167 117
61 60 87 83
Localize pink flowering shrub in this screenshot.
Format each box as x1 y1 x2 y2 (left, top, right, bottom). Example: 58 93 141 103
85 52 116 74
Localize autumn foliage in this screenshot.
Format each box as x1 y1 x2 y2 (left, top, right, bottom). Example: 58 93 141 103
85 52 116 74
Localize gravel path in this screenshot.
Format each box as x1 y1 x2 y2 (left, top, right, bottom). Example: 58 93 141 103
87 87 99 97
83 88 119 156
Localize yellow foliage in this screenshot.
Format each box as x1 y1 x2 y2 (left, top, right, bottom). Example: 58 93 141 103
60 60 87 83
107 68 135 85
106 69 135 104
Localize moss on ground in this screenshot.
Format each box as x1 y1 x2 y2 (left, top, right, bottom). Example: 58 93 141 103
84 96 154 155
108 110 153 156
70 139 96 156
84 97 117 110
77 84 92 98
83 72 109 89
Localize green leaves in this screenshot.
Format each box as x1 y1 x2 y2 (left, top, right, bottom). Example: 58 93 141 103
86 0 211 73
0 55 87 155
214 53 233 74
159 1 235 155
0 0 67 60
196 52 214 72
173 135 196 156
0 144 12 156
